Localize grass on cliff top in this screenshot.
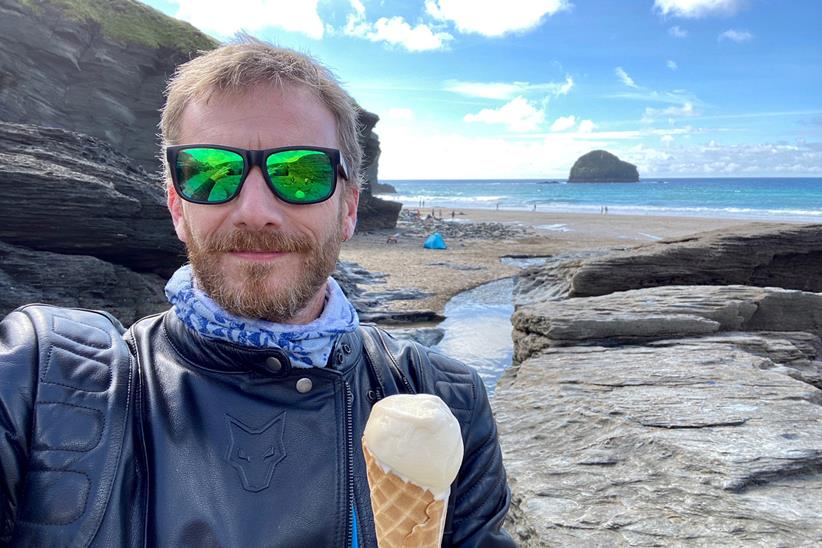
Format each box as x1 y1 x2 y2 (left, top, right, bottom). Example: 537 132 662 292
19 0 218 52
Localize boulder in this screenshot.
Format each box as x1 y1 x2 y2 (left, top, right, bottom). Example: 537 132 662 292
517 223 822 301
568 149 639 182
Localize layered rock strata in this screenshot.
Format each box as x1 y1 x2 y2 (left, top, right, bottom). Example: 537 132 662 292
517 222 822 301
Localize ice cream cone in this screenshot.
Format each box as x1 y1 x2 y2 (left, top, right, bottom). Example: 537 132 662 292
363 442 447 548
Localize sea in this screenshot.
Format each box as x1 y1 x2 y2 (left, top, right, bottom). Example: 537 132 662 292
378 178 822 222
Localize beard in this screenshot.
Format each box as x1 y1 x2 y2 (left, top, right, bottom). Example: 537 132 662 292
183 219 343 323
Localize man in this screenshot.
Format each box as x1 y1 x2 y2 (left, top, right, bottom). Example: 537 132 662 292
0 41 515 547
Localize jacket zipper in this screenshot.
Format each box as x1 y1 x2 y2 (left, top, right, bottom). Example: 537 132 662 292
373 329 416 394
344 381 355 548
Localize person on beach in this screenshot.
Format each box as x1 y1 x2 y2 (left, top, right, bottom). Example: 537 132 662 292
0 41 515 547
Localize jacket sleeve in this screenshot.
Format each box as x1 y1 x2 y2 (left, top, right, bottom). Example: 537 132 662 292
0 310 38 544
448 369 517 547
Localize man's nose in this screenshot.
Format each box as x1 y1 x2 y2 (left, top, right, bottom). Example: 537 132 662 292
229 167 286 230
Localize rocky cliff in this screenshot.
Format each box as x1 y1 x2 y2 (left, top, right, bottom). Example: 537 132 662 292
0 0 216 171
0 0 399 228
568 149 639 182
495 224 822 546
0 0 401 322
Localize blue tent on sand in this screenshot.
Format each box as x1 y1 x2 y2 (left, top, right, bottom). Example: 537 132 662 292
423 232 447 249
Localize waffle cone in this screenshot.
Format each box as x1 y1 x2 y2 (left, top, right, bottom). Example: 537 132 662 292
363 443 447 547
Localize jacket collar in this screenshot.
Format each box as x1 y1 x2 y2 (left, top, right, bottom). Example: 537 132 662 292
162 311 364 377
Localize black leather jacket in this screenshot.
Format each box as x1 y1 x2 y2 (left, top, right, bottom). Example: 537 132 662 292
0 305 515 547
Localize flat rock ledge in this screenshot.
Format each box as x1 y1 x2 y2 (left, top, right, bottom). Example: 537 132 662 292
516 222 822 302
496 282 822 545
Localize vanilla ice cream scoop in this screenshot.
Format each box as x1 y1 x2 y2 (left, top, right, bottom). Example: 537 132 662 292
363 394 464 498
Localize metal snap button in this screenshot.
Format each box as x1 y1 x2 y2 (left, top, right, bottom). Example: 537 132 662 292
265 356 283 373
342 343 352 354
335 351 345 364
296 378 313 393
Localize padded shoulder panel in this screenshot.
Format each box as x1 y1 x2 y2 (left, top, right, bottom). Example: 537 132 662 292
11 306 133 548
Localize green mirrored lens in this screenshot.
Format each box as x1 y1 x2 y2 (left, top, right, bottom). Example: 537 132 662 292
265 150 334 203
175 148 244 202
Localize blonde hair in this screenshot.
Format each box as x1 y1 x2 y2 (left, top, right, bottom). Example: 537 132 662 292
160 39 362 189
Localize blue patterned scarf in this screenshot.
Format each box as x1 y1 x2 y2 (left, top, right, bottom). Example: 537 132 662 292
165 264 359 368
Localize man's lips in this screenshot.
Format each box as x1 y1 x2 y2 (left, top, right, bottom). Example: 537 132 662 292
227 250 288 261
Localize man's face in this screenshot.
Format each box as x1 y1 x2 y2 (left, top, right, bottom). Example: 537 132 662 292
167 84 359 324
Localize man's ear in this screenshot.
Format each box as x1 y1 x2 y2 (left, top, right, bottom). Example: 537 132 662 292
341 184 360 241
167 184 188 243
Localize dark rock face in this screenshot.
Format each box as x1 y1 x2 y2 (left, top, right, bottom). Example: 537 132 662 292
496 223 822 545
568 149 639 182
0 240 168 326
0 122 185 276
0 121 183 323
370 181 397 193
0 1 397 230
356 108 400 230
0 0 216 172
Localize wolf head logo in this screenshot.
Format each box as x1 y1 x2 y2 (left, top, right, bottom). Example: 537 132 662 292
225 413 287 492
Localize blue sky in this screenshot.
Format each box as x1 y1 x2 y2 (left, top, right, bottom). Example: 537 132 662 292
142 0 822 179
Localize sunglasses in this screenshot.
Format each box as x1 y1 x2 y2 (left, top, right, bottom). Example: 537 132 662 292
166 144 349 205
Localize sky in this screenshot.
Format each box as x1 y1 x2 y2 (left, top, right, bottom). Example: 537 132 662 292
142 0 822 179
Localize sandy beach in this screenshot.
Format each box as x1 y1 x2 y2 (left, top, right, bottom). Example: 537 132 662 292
340 208 777 314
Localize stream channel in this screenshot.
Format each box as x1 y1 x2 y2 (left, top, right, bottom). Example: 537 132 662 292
430 257 547 396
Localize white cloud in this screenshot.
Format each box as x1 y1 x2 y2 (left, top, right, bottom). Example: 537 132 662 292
377 127 610 179
718 29 753 42
631 141 822 177
171 0 325 39
344 5 453 51
577 120 597 133
667 60 678 70
464 97 545 132
668 25 688 37
550 115 577 132
444 76 573 100
386 108 414 120
615 67 638 88
424 0 570 37
643 102 698 122
654 0 743 18
661 134 675 145
578 119 596 133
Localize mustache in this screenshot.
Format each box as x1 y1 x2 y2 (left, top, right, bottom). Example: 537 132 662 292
199 229 312 254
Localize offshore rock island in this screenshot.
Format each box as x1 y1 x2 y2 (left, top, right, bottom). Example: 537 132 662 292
569 149 640 182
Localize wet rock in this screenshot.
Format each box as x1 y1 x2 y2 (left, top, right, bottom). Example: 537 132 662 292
359 310 445 325
384 327 445 347
333 260 442 327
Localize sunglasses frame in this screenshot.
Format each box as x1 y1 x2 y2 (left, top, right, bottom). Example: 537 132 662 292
166 144 350 205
